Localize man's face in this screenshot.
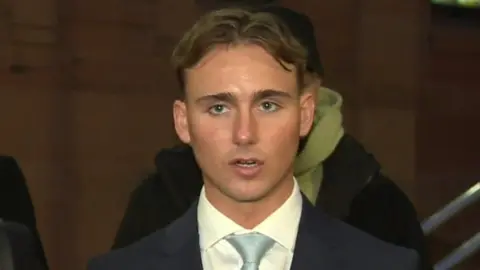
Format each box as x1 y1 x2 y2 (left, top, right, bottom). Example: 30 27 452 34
173 44 315 204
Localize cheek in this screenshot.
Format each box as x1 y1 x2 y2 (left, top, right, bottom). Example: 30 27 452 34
261 117 300 150
189 117 232 150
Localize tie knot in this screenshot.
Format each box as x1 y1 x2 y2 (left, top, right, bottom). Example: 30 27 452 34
226 232 275 267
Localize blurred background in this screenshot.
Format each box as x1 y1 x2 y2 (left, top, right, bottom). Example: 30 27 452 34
0 0 478 269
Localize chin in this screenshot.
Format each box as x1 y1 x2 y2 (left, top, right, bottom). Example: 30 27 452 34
228 193 267 203
223 185 272 203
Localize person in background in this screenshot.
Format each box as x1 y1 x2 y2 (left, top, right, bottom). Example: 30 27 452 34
111 5 431 270
0 156 48 269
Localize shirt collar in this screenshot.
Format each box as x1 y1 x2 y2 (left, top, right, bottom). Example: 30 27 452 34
197 178 302 251
254 180 302 251
197 187 244 250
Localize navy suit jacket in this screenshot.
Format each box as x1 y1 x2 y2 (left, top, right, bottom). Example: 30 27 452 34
88 197 419 270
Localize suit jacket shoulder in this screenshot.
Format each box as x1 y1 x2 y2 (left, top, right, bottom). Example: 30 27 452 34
89 203 202 270
331 217 419 269
89 230 166 270
294 200 420 270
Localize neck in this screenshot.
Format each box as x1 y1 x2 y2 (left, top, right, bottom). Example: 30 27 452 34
204 174 295 229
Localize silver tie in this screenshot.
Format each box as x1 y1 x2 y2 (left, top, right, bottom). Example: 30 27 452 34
226 232 275 270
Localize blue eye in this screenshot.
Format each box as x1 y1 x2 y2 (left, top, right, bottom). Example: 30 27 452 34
260 102 279 112
208 104 229 115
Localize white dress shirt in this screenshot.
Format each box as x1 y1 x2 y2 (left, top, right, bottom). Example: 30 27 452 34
197 179 303 270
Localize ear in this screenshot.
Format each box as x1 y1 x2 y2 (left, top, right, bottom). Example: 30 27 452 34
173 100 191 144
299 90 316 137
304 73 322 96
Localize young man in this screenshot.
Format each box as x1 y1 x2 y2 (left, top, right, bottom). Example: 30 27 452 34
88 7 419 270
112 5 431 270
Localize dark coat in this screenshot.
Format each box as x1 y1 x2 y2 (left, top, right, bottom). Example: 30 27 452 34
111 135 431 269
0 156 48 269
91 194 420 270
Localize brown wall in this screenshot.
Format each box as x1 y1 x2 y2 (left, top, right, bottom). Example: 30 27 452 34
417 6 480 268
1 0 199 268
0 0 478 269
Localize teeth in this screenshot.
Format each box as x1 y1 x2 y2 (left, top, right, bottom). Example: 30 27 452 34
236 160 257 167
237 163 256 167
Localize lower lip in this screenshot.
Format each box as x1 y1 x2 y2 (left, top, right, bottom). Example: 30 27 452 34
230 164 263 179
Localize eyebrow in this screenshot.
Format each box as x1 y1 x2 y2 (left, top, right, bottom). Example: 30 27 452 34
195 89 293 105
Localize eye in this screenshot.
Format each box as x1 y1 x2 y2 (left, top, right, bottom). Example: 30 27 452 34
208 104 229 115
259 101 279 112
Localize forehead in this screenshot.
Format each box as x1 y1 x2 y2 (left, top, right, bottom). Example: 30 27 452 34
184 44 297 98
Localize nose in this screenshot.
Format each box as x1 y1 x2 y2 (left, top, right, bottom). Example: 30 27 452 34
232 109 258 146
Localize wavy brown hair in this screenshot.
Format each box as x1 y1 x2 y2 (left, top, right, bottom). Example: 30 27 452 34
171 7 308 96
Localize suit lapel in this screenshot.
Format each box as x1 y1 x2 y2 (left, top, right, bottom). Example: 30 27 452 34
157 201 203 270
290 196 343 270
156 195 346 270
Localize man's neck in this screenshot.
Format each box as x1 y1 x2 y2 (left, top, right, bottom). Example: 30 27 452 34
204 177 295 229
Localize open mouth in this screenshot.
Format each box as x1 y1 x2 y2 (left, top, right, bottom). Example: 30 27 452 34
235 159 258 168
229 158 264 178
230 158 264 167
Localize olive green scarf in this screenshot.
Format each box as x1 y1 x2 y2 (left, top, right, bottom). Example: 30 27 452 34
294 87 344 203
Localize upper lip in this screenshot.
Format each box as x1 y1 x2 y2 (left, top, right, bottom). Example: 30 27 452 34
229 157 264 165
